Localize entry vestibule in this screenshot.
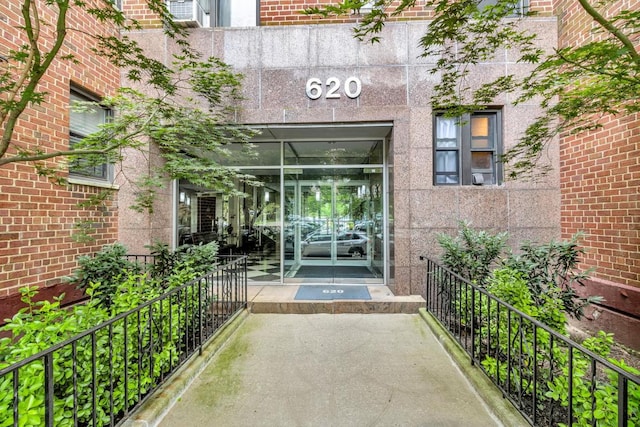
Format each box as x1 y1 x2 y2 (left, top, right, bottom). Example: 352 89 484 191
175 124 392 285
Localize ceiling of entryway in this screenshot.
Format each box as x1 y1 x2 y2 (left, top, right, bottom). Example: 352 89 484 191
249 123 393 142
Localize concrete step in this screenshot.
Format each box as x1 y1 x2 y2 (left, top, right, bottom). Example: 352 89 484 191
248 285 425 314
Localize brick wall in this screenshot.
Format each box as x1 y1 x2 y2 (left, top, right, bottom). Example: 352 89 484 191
555 0 639 289
121 0 164 28
0 0 120 311
555 0 639 348
260 0 430 25
122 0 554 28
560 113 640 288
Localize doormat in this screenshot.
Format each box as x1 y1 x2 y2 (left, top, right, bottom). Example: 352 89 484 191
294 285 371 301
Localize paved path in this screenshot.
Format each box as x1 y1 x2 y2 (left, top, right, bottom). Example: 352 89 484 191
158 314 508 427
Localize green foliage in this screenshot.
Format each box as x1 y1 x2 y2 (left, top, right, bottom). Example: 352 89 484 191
479 272 639 426
0 239 225 426
545 332 640 427
0 277 183 427
0 0 259 236
437 221 508 286
306 0 640 179
432 224 637 426
147 241 219 285
501 234 600 320
438 223 597 320
480 267 565 397
65 243 142 308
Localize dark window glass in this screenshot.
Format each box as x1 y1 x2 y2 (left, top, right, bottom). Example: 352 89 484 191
434 111 502 186
69 90 111 181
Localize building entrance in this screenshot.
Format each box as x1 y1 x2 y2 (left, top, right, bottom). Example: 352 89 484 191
176 124 391 285
284 168 384 283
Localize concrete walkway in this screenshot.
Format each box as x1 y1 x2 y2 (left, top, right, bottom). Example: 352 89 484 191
146 313 526 427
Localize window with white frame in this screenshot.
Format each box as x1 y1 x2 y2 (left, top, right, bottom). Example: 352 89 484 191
433 111 502 186
69 90 112 182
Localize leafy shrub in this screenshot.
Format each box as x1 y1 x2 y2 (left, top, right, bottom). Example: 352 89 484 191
148 241 219 283
0 277 183 427
1 241 222 426
435 225 636 426
437 221 508 286
545 332 640 427
500 234 600 319
438 224 599 320
66 243 142 308
480 267 566 398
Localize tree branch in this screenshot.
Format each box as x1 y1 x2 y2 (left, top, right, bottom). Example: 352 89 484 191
555 49 640 85
0 0 70 160
0 147 118 167
577 0 640 65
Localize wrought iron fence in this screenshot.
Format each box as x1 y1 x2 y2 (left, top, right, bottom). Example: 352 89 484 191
0 255 247 427
424 257 640 427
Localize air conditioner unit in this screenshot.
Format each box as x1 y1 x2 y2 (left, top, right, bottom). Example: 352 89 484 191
168 0 201 27
472 173 485 185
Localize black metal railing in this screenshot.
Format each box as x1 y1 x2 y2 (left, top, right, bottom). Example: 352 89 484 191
0 255 247 427
424 257 640 427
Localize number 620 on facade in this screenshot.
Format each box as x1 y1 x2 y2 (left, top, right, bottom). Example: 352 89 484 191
305 77 362 100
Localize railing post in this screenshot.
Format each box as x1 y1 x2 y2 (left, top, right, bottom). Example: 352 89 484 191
244 256 248 309
470 286 476 365
618 375 628 427
198 279 203 356
44 354 54 427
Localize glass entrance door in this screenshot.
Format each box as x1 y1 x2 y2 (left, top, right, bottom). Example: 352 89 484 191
284 168 384 283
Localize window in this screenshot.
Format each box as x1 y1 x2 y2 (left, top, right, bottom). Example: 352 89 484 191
167 0 257 27
69 90 112 181
433 111 502 186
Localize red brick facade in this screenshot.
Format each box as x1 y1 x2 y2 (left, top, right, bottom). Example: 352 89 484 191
560 113 640 287
260 0 430 25
260 0 555 24
555 0 639 289
554 0 640 345
0 1 120 313
123 0 554 27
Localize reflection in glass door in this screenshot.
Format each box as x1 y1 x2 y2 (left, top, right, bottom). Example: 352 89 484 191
177 137 387 285
284 168 384 283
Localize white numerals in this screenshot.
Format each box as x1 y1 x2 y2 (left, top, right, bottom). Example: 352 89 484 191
305 77 362 100
305 78 323 100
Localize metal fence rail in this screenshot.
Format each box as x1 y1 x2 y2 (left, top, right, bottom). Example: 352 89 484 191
0 255 247 427
424 257 640 427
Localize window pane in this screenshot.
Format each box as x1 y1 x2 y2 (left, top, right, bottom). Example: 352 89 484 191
434 110 501 186
70 94 108 136
436 174 459 184
216 0 231 26
437 117 457 139
471 117 489 137
471 116 493 149
69 135 108 179
217 142 280 167
168 0 194 20
436 151 458 173
471 152 493 170
437 138 458 148
436 116 458 148
69 91 110 180
284 141 381 166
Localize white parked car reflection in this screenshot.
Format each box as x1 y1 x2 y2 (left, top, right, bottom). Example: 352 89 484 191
300 231 368 257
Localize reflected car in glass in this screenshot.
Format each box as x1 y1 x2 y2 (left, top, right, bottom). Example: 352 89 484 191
300 231 368 257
